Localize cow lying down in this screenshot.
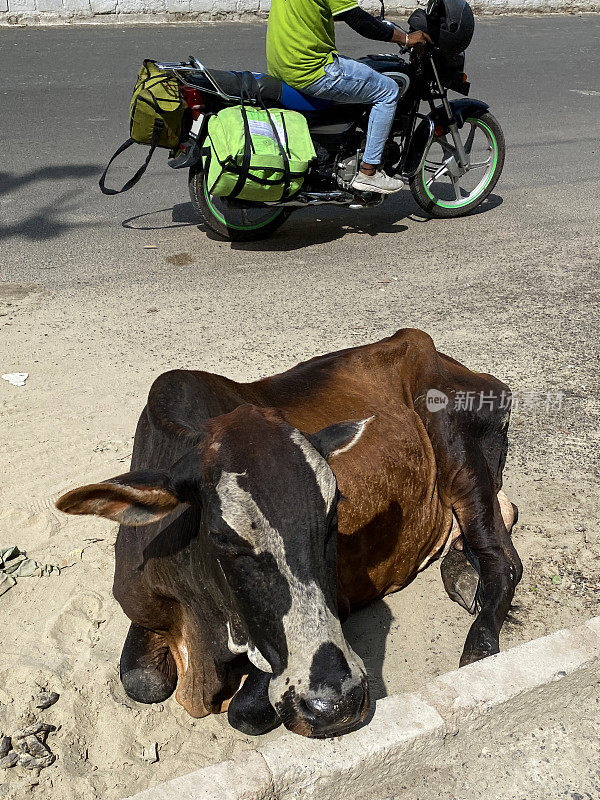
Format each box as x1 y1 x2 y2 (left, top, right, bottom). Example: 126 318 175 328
56 328 521 739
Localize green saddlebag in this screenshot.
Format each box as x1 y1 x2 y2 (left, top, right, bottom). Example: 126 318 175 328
100 60 185 195
204 104 316 203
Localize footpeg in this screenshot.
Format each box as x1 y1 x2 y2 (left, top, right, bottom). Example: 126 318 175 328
168 137 202 169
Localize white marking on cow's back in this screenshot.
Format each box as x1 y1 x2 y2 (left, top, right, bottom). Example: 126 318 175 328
329 415 375 458
215 470 365 703
289 430 337 511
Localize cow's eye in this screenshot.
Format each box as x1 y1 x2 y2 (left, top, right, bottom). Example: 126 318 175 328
208 529 234 549
209 528 257 560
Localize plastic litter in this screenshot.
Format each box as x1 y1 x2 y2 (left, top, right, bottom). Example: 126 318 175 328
2 373 28 387
0 546 60 597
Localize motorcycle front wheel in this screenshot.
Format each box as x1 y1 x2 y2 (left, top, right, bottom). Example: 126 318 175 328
189 167 290 242
409 112 505 219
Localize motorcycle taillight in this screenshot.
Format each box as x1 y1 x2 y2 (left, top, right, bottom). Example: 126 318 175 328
180 86 205 119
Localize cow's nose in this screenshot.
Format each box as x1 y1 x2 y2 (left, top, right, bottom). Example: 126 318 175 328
302 681 369 736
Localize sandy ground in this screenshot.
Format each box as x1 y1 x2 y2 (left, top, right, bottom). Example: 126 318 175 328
1 204 598 798
1 15 600 800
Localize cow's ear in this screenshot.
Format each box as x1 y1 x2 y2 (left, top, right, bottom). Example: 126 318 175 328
55 470 180 526
308 416 374 460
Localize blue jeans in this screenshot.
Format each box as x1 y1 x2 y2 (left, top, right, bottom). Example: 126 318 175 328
301 55 400 166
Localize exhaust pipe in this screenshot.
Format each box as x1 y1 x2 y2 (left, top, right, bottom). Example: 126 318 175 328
265 190 384 209
268 191 354 207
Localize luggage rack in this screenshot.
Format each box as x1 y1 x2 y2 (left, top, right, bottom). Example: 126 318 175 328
154 57 257 104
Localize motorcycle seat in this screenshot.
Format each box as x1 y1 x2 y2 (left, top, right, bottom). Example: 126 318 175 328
185 68 333 111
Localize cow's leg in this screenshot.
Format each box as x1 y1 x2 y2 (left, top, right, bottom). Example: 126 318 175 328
452 473 523 667
227 665 281 735
120 623 177 704
442 491 519 615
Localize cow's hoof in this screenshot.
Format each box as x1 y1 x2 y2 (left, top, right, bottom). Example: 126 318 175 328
441 549 480 615
227 667 281 736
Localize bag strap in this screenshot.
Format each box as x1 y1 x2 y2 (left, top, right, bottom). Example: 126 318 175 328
228 71 293 201
99 120 163 196
249 73 292 200
228 72 256 200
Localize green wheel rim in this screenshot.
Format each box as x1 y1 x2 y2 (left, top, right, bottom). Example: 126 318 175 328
203 182 282 232
422 118 499 209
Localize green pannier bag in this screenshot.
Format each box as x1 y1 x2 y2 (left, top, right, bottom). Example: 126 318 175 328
100 60 185 195
204 104 316 203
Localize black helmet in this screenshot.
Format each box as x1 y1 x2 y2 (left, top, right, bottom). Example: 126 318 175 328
408 0 475 56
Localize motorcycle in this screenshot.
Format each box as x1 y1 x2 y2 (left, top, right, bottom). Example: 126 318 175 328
157 0 505 241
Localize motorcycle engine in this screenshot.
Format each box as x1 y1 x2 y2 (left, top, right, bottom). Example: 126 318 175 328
336 152 362 189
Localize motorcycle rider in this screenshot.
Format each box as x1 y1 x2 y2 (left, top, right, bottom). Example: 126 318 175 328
266 0 432 194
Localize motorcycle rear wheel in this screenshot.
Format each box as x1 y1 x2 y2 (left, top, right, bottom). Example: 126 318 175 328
409 112 505 219
189 167 290 242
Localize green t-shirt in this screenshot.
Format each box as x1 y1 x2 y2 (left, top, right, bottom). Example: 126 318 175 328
266 0 358 90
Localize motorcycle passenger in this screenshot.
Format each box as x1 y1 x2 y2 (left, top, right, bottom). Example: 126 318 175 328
266 0 432 194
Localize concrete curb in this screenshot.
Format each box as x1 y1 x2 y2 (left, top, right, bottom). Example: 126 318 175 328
1 2 599 26
124 616 600 800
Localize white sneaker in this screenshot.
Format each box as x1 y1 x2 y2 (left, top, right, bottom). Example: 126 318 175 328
350 170 404 195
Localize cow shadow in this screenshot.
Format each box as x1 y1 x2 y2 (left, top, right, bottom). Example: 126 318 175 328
343 600 394 702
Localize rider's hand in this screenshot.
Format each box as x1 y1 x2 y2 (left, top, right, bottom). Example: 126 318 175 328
407 30 433 47
391 28 433 48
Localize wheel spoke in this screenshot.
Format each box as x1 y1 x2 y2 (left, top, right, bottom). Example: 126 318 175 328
469 157 492 170
451 177 462 201
436 137 456 158
426 163 450 187
464 123 477 154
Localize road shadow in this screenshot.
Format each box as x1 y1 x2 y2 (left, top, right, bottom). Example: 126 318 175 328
0 189 97 243
0 163 105 242
119 191 502 248
228 192 503 251
122 202 203 231
0 164 102 197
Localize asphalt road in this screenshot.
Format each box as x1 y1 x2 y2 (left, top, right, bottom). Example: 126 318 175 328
0 15 599 283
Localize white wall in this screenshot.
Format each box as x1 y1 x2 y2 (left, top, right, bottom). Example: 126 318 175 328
1 0 598 26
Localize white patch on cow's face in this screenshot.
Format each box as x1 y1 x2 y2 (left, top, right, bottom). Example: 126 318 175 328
289 429 337 512
227 621 273 673
215 471 365 707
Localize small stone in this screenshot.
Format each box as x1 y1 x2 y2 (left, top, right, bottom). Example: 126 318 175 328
23 735 51 761
0 751 19 769
13 733 55 770
0 736 10 758
13 723 56 741
140 742 158 763
35 691 60 710
17 751 54 770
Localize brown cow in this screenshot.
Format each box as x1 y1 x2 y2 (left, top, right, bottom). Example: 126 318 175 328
56 328 521 738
